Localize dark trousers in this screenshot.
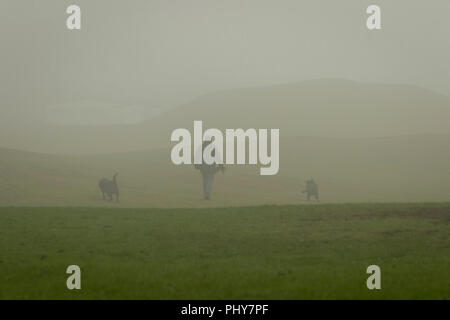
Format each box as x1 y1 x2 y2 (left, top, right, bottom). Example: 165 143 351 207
202 172 215 199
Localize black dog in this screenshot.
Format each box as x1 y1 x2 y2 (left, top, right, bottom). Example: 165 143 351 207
98 173 119 202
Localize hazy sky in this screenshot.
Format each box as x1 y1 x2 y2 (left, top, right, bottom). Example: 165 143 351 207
1 0 449 126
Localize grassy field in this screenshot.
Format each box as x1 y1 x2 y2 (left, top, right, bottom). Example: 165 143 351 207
0 203 449 299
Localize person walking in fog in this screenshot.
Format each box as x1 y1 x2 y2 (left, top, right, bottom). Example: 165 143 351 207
195 139 225 200
302 178 319 201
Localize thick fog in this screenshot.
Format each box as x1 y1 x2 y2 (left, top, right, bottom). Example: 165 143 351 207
1 0 449 131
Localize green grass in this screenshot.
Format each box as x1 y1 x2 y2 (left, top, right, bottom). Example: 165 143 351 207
0 203 449 299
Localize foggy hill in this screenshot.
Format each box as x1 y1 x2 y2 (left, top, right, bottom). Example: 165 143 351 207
1 80 450 154
146 79 450 138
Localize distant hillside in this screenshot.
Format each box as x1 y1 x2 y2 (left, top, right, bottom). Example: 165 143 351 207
146 79 450 138
1 134 449 207
1 80 450 154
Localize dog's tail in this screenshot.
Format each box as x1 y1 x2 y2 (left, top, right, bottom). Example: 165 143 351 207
113 173 119 184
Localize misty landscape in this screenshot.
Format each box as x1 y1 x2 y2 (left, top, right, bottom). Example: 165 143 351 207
1 80 449 207
0 0 449 299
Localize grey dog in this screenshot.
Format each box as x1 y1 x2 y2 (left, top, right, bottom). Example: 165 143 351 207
98 173 119 202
